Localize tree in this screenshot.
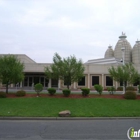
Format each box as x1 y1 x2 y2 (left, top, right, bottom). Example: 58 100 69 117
34 83 43 97
45 53 85 89
108 63 139 91
0 55 24 93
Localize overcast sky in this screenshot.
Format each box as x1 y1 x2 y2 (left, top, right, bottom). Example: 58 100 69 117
0 0 140 63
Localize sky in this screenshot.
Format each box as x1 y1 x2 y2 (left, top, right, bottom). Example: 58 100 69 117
0 0 140 63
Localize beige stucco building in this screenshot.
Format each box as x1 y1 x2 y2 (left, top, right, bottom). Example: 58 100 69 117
1 33 140 89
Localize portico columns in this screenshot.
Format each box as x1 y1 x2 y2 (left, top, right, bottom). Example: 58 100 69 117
102 74 104 89
11 84 14 88
48 79 51 88
20 81 22 88
74 82 76 89
88 74 90 89
116 81 118 89
58 79 61 89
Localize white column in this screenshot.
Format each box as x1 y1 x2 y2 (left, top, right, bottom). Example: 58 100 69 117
102 74 104 89
74 82 76 89
88 74 90 89
116 81 118 89
43 77 45 87
48 79 51 88
113 80 115 87
20 81 22 88
121 47 125 94
58 79 61 89
11 84 14 88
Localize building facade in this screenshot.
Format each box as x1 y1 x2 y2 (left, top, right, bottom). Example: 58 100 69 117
1 33 140 89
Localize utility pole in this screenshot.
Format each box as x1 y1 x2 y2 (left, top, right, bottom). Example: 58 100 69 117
121 47 125 94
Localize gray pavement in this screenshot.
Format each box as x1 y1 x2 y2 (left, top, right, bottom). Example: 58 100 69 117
0 119 140 140
1 88 124 94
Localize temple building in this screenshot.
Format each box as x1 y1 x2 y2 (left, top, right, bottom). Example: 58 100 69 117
1 33 140 89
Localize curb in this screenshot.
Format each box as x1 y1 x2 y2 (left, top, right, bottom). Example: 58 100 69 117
0 117 140 120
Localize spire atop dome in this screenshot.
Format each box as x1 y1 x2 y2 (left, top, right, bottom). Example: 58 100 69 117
104 45 114 58
108 45 112 49
136 39 140 44
119 32 127 39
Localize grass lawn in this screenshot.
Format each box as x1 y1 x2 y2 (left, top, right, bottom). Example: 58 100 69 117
0 97 140 117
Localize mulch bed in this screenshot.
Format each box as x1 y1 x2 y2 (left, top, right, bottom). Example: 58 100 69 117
6 93 140 100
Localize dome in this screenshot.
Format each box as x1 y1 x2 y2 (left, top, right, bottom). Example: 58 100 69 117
132 40 140 64
104 45 114 58
114 32 132 62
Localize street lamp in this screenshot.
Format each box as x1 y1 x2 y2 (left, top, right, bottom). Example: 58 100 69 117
121 47 125 94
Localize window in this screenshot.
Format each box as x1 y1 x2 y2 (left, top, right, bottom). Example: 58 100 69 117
52 79 58 87
34 77 39 85
29 77 33 86
120 81 123 86
64 76 71 86
106 76 113 86
40 77 44 87
24 77 28 86
92 76 99 86
133 81 139 86
45 78 49 87
120 81 127 86
78 77 85 86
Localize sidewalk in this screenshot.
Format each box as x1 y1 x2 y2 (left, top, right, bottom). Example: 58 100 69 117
0 117 140 120
0 88 124 94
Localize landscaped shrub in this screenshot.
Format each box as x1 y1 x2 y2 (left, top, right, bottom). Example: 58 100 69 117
0 91 6 98
15 90 26 97
124 91 137 100
107 86 116 95
62 89 71 97
34 83 43 97
81 88 90 96
94 84 103 95
117 86 123 91
47 88 56 96
126 86 135 91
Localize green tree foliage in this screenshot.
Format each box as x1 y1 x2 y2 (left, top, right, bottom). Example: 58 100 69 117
0 91 7 98
124 91 137 100
81 88 90 96
108 63 139 91
15 90 26 97
47 88 56 96
45 53 85 89
34 83 43 97
135 74 140 92
126 86 135 91
62 89 71 97
107 86 116 95
0 55 24 93
94 84 103 95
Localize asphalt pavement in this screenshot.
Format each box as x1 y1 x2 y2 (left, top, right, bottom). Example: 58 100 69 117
0 119 140 140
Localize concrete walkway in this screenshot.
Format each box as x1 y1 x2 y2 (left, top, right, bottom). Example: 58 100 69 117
0 88 126 94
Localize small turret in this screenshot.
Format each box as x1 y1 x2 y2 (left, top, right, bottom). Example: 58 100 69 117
104 45 114 58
